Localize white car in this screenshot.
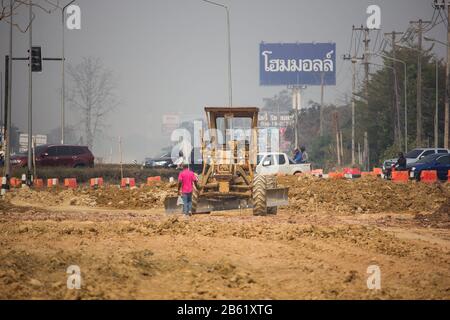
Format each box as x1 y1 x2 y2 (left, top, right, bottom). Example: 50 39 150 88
256 152 311 175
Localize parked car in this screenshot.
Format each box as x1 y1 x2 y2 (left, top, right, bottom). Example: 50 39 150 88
382 148 450 178
142 153 176 169
256 152 311 175
407 153 450 181
10 144 94 168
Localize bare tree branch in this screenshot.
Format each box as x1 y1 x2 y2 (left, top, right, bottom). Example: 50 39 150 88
0 0 63 33
67 57 119 149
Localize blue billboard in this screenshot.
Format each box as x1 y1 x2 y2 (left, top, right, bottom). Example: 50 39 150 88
260 42 336 86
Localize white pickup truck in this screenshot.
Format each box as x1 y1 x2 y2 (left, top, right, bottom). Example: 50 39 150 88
256 152 311 175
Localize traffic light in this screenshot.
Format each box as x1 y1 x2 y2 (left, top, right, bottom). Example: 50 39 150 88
31 46 42 72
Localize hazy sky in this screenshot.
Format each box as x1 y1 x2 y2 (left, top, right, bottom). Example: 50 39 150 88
0 0 445 161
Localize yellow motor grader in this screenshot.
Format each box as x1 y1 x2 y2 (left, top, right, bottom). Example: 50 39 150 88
164 107 289 216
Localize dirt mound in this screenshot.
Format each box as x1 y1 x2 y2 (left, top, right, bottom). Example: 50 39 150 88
0 199 31 213
5 177 448 215
82 182 176 209
4 187 94 207
415 197 450 228
280 175 449 214
5 182 177 210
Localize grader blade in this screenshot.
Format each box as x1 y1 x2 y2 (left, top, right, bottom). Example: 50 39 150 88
164 196 251 214
164 196 182 213
266 187 289 207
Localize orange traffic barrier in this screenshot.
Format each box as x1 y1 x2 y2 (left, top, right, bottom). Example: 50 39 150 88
47 178 59 187
33 179 44 188
420 170 437 183
64 178 77 189
344 168 361 178
10 177 21 188
329 172 344 179
448 170 450 182
147 176 161 184
373 167 382 176
90 177 104 188
391 171 409 183
121 177 136 188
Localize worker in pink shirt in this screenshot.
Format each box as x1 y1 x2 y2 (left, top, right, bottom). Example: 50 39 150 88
177 163 199 215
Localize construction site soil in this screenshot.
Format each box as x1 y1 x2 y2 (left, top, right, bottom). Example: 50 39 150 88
0 176 449 299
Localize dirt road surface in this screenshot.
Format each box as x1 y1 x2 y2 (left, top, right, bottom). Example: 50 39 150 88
1 176 449 299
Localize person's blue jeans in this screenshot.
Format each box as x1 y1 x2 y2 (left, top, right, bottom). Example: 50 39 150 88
182 192 192 215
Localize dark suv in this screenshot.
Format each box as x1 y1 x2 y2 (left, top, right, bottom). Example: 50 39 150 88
11 144 94 168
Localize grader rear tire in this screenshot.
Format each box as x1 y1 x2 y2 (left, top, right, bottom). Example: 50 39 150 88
266 175 278 215
252 174 267 216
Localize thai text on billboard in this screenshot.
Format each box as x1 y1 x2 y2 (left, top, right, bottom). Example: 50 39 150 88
260 42 336 86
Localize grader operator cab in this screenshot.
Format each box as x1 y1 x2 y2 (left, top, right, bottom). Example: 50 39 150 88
164 107 289 215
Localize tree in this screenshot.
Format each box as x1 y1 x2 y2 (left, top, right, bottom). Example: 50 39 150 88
262 89 292 112
67 57 118 149
47 125 78 145
355 47 445 165
0 0 61 32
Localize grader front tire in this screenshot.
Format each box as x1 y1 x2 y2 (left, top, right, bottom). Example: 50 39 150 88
252 174 267 216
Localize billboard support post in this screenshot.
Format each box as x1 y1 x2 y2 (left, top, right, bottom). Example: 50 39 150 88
294 88 299 149
289 85 305 150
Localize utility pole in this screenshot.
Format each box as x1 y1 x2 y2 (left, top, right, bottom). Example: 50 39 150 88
61 0 76 144
433 0 450 148
347 26 371 165
353 26 372 104
3 57 9 166
416 19 423 147
343 26 364 165
363 28 370 104
342 54 358 165
385 31 404 149
333 112 341 166
364 131 369 170
435 60 439 148
27 0 33 186
362 27 370 168
351 57 356 165
0 72 2 126
446 1 450 148
4 1 13 181
410 19 431 147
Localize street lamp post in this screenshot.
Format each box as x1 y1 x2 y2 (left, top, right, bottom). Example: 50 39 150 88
27 0 33 185
201 0 232 107
369 52 408 152
61 0 75 145
435 60 439 148
4 0 13 181
424 36 449 149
